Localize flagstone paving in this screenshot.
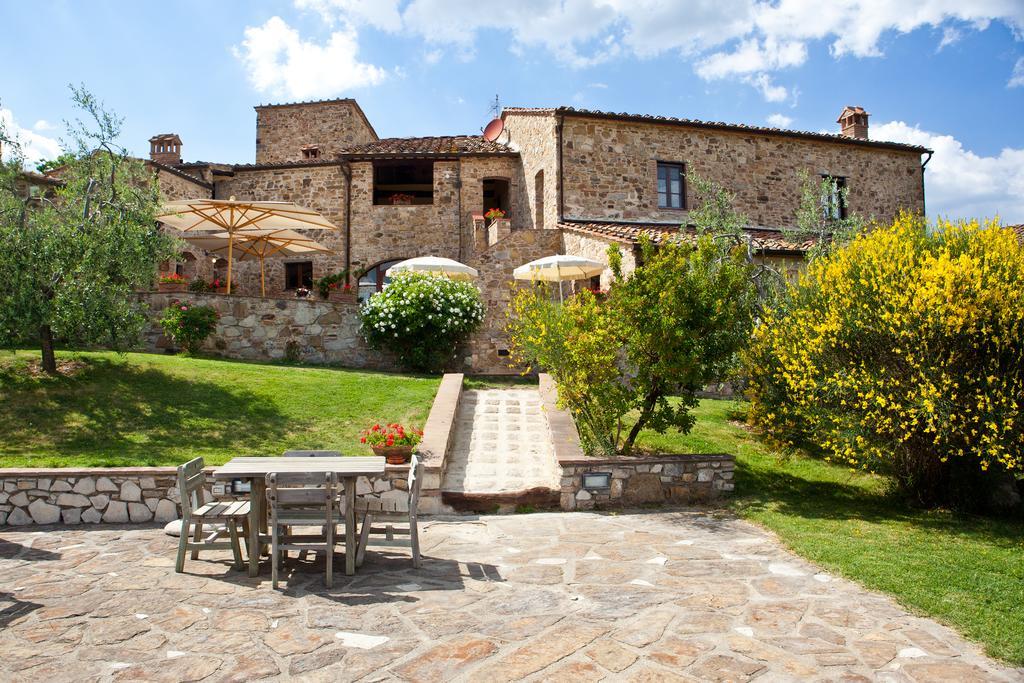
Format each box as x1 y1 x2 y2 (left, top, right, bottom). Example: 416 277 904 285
1 511 1020 682
442 388 561 495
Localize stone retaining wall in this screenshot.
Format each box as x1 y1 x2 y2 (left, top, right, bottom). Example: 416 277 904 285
141 291 397 369
0 469 181 526
558 454 735 511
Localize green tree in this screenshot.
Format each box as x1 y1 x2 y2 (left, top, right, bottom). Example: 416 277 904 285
788 170 866 258
508 235 757 456
34 152 76 175
609 236 758 454
0 86 179 373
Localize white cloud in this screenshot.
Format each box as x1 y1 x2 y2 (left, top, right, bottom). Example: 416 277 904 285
873 120 1024 223
743 74 788 102
32 119 57 132
0 108 62 166
233 16 388 99
696 38 807 79
294 0 402 31
1010 57 1024 88
766 113 793 128
237 1 1024 102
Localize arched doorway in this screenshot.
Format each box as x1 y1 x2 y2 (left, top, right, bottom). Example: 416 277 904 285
358 259 404 302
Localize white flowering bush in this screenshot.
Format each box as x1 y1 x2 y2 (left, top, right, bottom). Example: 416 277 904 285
360 272 486 372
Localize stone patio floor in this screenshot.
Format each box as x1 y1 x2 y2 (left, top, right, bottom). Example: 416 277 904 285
1 511 1019 682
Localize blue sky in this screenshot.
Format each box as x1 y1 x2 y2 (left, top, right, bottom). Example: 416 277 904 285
2 0 1023 222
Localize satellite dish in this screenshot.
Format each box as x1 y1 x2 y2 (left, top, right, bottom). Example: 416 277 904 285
482 118 505 142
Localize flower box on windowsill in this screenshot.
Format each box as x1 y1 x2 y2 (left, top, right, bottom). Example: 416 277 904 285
158 282 187 293
328 290 357 304
214 286 228 294
390 197 413 205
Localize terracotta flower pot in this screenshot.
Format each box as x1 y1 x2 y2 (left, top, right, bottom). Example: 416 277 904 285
371 444 413 465
158 282 187 293
328 290 357 304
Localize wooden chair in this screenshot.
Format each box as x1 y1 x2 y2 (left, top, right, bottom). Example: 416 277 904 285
265 471 343 588
174 457 249 573
356 454 424 569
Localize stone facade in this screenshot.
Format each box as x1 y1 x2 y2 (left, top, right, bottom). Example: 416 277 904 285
147 99 929 373
215 163 348 297
142 291 394 368
562 229 637 289
465 228 565 373
503 110 560 231
555 115 924 227
254 99 377 165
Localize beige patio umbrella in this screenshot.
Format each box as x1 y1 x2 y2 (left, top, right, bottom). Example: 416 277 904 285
184 228 334 296
513 254 605 302
157 197 338 294
385 256 478 280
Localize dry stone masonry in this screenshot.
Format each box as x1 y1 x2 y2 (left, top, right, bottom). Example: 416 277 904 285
0 470 180 526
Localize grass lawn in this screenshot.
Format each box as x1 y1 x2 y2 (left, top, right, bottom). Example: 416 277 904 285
634 399 1024 665
0 350 440 468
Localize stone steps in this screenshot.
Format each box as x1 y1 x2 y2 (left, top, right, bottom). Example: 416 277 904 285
441 388 561 511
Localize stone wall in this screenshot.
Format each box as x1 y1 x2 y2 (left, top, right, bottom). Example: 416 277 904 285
561 229 637 289
214 164 348 298
559 454 735 511
465 228 565 373
503 110 560 231
558 115 925 228
348 160 462 274
153 165 212 201
0 469 180 526
255 100 377 165
0 464 448 527
142 291 395 368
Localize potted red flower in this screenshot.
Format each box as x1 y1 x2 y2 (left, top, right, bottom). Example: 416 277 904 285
484 207 507 223
158 272 188 292
388 193 415 206
360 423 423 464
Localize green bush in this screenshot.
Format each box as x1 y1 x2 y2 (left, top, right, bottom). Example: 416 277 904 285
315 270 351 299
508 235 757 455
159 302 219 354
746 214 1024 511
360 272 485 372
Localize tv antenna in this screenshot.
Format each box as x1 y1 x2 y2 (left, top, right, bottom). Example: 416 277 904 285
487 94 501 119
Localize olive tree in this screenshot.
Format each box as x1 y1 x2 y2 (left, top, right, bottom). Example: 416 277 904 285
0 86 179 373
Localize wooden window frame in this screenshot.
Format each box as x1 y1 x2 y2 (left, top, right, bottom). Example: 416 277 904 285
656 161 687 210
820 174 849 220
284 261 314 290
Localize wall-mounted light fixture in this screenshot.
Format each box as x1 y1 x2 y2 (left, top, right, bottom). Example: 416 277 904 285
582 472 612 490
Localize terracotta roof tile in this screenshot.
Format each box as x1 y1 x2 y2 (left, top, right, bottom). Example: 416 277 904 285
1006 224 1024 243
339 135 515 157
559 220 815 254
503 106 930 154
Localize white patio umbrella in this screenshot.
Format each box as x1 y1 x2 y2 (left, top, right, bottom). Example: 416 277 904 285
183 228 334 296
386 256 478 280
157 197 339 294
512 254 606 302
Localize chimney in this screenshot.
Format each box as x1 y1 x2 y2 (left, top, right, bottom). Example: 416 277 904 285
837 106 869 140
149 133 183 165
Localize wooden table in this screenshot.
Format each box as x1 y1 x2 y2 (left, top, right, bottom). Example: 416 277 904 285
212 456 387 577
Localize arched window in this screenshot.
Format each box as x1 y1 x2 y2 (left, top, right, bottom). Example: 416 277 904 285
358 259 404 301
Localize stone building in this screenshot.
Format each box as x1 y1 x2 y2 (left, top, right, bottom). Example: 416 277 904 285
151 98 930 372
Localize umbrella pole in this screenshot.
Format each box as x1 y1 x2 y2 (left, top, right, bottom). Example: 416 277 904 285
227 236 233 295
260 254 266 297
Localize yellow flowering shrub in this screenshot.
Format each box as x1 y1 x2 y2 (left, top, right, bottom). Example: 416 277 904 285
747 213 1024 509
